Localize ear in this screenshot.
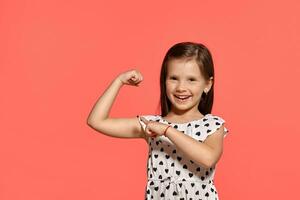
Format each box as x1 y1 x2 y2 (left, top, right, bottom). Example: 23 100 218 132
205 77 214 92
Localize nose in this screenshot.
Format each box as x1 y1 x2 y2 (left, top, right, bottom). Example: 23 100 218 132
175 81 188 91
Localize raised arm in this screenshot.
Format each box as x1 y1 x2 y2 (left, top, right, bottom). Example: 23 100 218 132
87 70 148 142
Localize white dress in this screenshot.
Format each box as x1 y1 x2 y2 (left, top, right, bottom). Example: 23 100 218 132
138 113 229 200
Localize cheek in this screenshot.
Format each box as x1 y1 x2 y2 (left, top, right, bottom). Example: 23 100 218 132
165 82 175 90
192 84 203 92
165 86 173 99
165 89 172 98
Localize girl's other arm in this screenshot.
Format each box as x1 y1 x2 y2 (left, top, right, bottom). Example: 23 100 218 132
138 116 225 168
165 125 225 168
87 71 147 141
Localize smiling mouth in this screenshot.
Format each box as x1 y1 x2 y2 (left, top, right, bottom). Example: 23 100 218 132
174 95 192 102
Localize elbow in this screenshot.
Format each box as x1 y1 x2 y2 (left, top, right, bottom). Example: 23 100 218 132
206 159 217 169
87 116 98 125
87 114 98 125
205 154 222 169
200 154 220 169
87 117 106 126
86 119 106 131
195 156 214 169
87 119 92 125
87 118 96 127
201 159 214 169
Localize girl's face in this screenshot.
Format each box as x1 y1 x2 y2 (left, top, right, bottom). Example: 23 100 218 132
165 58 213 115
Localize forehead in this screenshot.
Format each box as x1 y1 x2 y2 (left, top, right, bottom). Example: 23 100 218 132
167 58 202 77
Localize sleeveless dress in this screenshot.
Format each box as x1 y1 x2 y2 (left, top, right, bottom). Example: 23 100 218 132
137 113 229 200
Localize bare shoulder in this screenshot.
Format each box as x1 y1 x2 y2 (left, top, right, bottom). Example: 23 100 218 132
204 124 225 150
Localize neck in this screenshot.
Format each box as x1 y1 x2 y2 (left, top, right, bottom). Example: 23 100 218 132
166 110 203 120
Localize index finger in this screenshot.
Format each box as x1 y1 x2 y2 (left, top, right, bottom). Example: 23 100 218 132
139 116 148 123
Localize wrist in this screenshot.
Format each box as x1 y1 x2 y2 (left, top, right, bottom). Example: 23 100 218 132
115 76 123 86
163 125 171 137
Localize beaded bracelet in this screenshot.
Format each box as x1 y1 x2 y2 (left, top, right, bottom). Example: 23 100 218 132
163 125 171 136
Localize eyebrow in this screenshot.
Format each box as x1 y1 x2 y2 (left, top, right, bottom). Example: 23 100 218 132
169 75 199 79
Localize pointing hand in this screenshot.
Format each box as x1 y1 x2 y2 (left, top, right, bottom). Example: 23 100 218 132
139 116 171 138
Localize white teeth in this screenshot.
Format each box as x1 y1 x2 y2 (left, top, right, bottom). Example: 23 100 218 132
175 95 191 102
175 95 190 99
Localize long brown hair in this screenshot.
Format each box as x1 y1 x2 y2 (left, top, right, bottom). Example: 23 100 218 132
156 42 215 117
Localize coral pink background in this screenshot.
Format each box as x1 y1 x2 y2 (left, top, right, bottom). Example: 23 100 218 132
1 0 300 199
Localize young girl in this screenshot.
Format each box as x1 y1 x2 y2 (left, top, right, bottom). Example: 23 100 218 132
87 41 229 199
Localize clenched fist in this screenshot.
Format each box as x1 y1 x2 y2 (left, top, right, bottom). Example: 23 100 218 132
117 69 143 87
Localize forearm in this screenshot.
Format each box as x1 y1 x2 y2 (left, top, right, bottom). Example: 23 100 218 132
87 77 123 123
165 127 214 168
